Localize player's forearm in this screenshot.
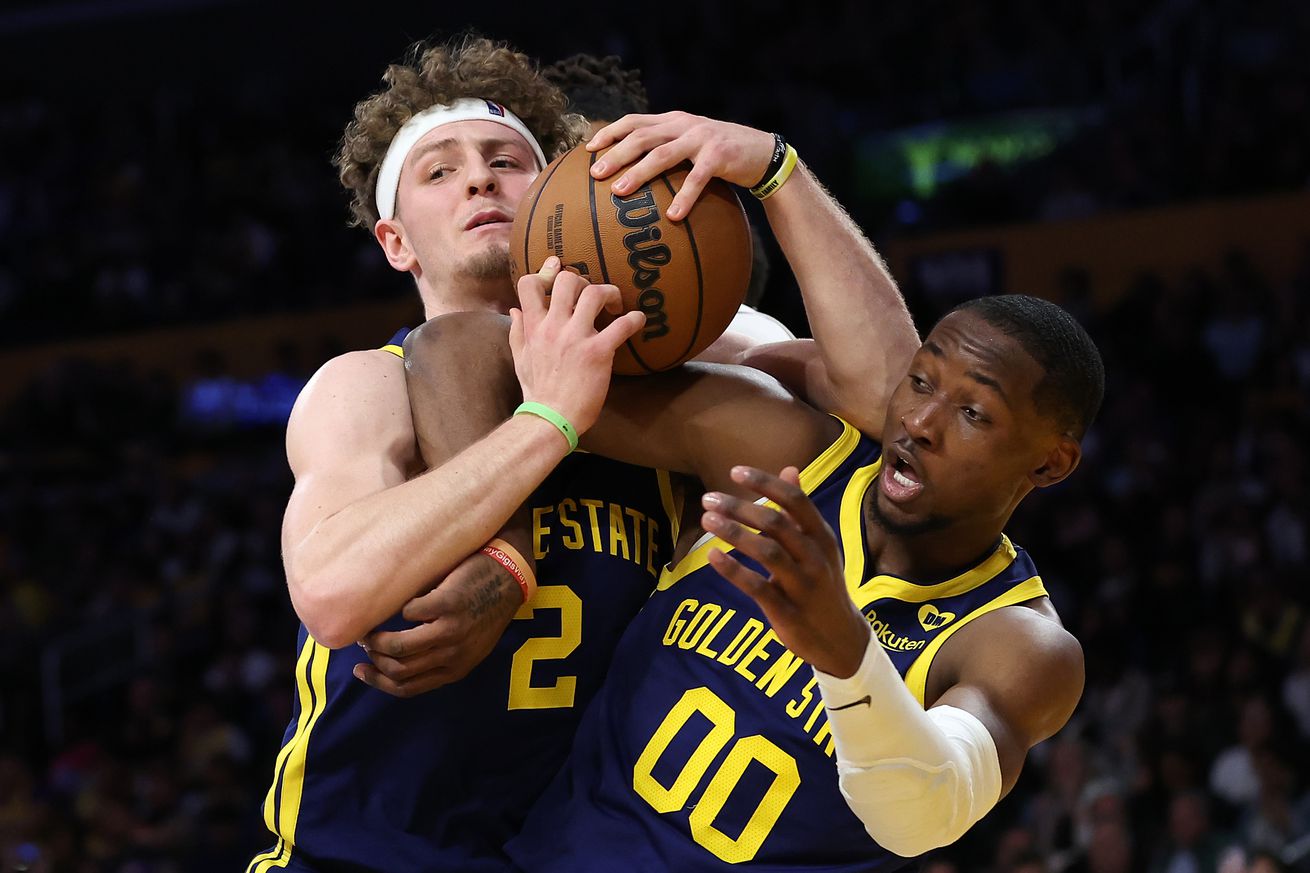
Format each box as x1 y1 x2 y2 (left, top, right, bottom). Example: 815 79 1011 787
764 166 918 433
814 636 1002 856
287 416 566 648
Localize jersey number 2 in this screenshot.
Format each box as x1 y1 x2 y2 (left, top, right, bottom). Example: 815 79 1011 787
508 585 582 710
633 686 801 863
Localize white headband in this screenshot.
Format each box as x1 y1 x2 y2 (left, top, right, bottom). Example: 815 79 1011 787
374 97 548 221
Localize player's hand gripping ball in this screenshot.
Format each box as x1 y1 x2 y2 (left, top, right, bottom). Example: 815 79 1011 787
510 144 752 375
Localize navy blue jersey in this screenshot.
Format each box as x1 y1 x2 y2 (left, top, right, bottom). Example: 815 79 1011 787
247 330 678 872
508 420 1048 872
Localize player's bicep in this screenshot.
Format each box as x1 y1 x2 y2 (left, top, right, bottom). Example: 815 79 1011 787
739 339 889 440
281 352 414 554
584 363 841 494
932 618 1084 794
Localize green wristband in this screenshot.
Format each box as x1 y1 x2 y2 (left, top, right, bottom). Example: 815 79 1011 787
514 401 579 452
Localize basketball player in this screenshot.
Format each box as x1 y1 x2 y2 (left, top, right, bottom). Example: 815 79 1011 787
402 276 1103 869
248 35 917 873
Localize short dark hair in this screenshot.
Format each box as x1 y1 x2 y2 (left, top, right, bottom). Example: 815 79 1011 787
949 294 1105 438
544 53 649 123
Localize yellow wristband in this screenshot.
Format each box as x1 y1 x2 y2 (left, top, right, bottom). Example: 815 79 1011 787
750 144 799 200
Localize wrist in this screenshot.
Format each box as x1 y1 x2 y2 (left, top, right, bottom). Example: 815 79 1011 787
750 132 788 189
811 619 873 680
750 134 799 200
481 537 536 604
514 401 579 452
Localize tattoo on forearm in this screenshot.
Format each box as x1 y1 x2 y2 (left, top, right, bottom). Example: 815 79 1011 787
466 561 514 620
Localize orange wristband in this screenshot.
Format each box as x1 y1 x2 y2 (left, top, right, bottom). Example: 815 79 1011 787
481 538 536 604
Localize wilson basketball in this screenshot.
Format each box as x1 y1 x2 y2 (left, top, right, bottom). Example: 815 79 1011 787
510 144 752 375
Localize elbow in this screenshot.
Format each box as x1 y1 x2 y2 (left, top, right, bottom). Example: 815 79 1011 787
852 796 958 858
838 764 974 858
286 565 367 650
867 828 949 860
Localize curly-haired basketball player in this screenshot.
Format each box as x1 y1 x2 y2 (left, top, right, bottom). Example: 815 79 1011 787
247 34 917 873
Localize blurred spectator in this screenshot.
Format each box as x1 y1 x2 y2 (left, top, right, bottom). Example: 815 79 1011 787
1148 791 1237 873
1210 697 1277 809
4 0 1310 343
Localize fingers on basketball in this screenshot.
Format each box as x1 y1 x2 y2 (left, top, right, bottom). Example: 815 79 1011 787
509 141 750 375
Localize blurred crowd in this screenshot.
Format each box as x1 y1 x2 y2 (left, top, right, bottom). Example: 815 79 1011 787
1 0 1308 343
921 246 1310 873
4 0 1310 870
1 243 1307 871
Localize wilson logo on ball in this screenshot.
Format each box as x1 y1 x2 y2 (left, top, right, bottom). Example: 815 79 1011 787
510 143 751 375
613 185 671 340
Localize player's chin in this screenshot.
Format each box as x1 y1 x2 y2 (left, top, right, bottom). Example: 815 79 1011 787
460 246 513 281
869 487 934 534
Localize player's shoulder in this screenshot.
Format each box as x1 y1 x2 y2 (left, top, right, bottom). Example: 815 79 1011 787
316 347 407 379
939 597 1083 697
999 600 1081 661
286 349 413 459
293 349 407 414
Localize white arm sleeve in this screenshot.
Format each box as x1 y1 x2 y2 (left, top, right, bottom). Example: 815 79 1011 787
813 634 1003 858
727 304 797 343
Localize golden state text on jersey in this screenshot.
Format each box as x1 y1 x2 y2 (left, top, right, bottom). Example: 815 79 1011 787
507 419 1048 872
247 330 679 873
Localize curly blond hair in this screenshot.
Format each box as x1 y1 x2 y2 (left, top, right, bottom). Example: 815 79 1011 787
336 35 587 228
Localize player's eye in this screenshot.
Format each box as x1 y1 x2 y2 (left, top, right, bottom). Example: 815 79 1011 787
961 406 986 424
490 156 520 169
909 374 931 392
428 165 450 181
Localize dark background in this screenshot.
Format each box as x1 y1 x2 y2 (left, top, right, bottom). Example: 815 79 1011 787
1 1 1309 871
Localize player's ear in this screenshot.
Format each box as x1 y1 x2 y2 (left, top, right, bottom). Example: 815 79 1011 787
375 218 417 272
1030 435 1080 489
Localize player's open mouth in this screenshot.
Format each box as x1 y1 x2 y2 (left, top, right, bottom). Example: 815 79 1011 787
881 454 924 502
465 209 512 231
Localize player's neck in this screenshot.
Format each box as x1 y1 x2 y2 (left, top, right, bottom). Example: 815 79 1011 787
864 513 1007 584
418 275 517 319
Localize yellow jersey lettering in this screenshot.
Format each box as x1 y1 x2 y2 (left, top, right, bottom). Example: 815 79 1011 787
787 675 818 718
558 499 584 549
802 693 827 732
813 720 834 757
646 517 661 575
580 499 605 552
694 608 737 659
717 619 765 667
532 506 554 560
608 503 631 560
625 507 646 561
664 599 699 646
755 648 805 698
734 629 780 682
677 602 722 650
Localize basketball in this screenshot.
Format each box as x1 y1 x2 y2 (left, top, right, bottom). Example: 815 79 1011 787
510 144 753 375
